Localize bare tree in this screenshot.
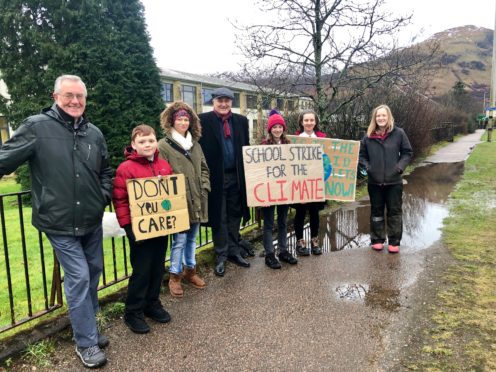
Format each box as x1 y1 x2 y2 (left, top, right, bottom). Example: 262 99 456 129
235 0 437 130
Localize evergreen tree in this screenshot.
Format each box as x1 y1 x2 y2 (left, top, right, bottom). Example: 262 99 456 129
0 0 164 191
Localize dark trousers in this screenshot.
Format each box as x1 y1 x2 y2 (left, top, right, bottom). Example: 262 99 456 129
262 204 289 255
368 183 403 246
212 172 242 262
294 202 320 240
125 236 168 315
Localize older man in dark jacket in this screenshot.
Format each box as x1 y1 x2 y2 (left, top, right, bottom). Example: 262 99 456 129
199 87 251 277
0 75 112 368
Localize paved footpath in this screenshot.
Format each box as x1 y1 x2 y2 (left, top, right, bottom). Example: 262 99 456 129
423 129 483 163
10 130 485 371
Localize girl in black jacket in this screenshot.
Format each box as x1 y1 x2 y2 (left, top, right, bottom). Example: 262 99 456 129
359 105 413 253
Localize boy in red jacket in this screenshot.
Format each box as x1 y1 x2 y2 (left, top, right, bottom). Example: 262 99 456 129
113 124 173 334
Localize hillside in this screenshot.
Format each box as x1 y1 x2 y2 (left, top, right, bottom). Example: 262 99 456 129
419 25 492 99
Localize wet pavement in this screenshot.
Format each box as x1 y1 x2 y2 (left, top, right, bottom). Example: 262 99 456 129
15 131 484 371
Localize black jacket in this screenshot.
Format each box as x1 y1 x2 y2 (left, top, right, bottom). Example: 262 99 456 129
0 104 113 236
359 127 413 185
198 111 250 228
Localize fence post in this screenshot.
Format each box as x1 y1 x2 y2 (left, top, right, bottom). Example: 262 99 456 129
50 256 63 306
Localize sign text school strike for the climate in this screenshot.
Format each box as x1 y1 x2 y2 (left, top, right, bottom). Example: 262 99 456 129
242 144 325 207
126 174 189 241
288 136 360 202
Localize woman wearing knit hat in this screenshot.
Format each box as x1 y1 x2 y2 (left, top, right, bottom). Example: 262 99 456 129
158 102 210 297
261 110 298 269
293 109 326 256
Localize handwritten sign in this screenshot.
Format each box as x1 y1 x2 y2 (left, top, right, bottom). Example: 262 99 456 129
126 175 189 241
288 136 360 202
242 144 325 207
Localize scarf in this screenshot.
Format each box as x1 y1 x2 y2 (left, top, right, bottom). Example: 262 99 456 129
214 110 232 138
171 128 193 150
370 130 389 141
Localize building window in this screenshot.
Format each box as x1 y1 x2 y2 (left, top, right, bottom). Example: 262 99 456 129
233 92 240 108
202 88 214 104
182 85 196 109
276 98 284 110
246 95 257 109
262 96 271 110
288 100 295 111
161 83 173 102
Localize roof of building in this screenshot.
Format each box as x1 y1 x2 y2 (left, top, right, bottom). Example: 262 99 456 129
160 68 259 93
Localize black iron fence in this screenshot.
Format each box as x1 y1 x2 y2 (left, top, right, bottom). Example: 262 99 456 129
430 122 465 143
0 190 258 335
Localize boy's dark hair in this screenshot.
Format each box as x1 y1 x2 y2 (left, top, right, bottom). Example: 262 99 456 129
131 124 156 141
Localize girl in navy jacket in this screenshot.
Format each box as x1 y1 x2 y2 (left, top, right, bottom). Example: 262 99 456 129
359 105 413 253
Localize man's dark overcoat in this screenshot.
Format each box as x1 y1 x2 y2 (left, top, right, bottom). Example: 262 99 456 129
198 111 251 228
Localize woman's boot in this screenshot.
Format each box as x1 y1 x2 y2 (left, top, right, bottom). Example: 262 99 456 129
183 267 206 289
295 239 310 256
168 273 184 297
311 237 322 255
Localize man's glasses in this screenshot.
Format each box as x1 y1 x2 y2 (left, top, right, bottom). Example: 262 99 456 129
57 93 86 101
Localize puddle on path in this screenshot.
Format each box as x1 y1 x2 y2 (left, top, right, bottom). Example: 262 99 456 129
273 162 465 309
283 162 464 254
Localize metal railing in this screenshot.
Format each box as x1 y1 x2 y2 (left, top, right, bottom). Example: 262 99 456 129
430 122 465 143
0 190 258 334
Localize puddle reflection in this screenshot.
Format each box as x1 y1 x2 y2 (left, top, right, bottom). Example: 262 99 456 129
280 162 465 253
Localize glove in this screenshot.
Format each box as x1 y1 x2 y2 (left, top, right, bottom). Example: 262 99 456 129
123 224 141 245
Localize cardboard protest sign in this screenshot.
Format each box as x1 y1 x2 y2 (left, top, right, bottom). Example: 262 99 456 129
126 174 189 241
287 136 360 202
242 144 325 207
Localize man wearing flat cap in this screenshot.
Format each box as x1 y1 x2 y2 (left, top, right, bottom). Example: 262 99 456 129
199 87 251 277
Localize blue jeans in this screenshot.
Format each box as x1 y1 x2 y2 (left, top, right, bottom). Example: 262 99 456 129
262 205 289 255
46 226 103 348
170 223 200 274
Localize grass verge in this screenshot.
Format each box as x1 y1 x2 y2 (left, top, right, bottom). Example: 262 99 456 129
415 140 496 370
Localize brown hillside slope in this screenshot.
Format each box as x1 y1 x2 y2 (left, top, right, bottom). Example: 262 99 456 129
419 25 492 99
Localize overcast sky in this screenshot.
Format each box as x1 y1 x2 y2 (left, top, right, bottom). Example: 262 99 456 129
141 0 495 74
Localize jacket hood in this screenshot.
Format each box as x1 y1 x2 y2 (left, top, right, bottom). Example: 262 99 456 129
160 101 202 141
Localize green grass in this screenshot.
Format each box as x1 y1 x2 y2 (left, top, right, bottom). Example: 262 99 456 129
22 339 56 368
0 176 21 194
417 140 496 370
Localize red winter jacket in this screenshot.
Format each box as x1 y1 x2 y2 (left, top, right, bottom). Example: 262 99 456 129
112 147 173 227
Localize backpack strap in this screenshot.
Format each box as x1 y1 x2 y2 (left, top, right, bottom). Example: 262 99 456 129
165 137 192 162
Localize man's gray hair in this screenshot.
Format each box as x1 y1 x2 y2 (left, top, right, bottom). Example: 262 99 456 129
54 75 87 96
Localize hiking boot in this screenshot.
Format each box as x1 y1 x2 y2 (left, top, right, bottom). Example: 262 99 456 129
388 245 400 253
311 237 322 255
75 345 107 368
278 250 298 265
183 267 206 289
371 243 384 251
144 306 171 323
97 333 109 349
168 273 184 298
124 313 150 334
295 239 310 256
265 253 281 269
